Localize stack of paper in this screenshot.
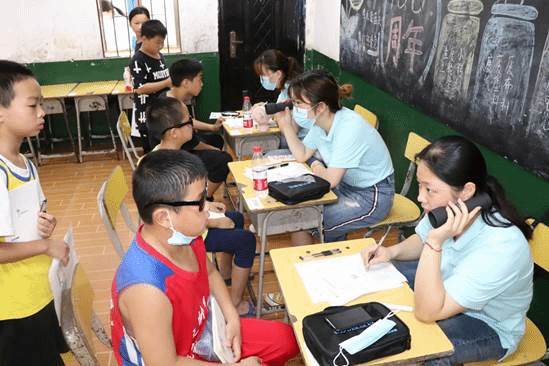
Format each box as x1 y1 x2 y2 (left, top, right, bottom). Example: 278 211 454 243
244 162 311 182
210 296 236 364
294 253 407 305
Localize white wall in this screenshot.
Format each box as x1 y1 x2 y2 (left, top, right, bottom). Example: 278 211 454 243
2 0 218 63
305 0 341 61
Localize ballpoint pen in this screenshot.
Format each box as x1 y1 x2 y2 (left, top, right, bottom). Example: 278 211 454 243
367 226 392 263
267 162 289 170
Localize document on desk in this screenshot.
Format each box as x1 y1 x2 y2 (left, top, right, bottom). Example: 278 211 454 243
222 118 244 129
244 161 310 182
294 253 407 305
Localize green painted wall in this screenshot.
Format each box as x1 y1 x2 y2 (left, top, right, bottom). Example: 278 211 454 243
305 49 549 344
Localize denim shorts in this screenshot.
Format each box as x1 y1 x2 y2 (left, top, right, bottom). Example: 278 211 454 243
323 174 395 242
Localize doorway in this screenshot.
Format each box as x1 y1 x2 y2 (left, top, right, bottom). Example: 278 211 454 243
218 0 305 110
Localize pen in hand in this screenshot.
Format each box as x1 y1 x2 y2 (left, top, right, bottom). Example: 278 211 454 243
367 227 392 264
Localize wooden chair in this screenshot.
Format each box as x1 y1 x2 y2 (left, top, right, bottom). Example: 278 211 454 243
117 111 141 170
354 104 379 129
363 131 430 240
97 165 138 258
465 220 548 366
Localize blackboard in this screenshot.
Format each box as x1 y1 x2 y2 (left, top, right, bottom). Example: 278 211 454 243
340 0 549 181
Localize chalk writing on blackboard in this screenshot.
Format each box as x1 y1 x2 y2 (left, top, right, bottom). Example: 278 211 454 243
433 0 483 104
380 0 441 87
470 3 537 128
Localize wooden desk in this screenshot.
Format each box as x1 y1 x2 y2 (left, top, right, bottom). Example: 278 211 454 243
111 80 134 113
223 119 281 159
270 239 454 366
228 159 338 317
69 81 118 162
38 83 78 162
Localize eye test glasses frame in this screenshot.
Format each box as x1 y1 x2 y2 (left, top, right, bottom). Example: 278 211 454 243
146 188 207 212
161 117 193 136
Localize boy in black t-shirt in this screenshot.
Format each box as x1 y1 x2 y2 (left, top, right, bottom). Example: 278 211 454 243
130 19 171 152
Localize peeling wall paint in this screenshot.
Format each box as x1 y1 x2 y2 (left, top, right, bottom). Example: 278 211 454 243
3 0 218 63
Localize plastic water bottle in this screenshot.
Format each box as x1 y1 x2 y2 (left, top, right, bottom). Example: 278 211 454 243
123 66 133 92
243 95 253 128
251 145 268 195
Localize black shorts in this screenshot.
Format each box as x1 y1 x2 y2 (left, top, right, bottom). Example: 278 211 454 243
0 301 68 366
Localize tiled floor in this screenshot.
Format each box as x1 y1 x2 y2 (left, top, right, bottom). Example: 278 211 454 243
38 153 393 366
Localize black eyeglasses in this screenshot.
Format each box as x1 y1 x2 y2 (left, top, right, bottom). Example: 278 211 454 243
161 117 193 136
146 188 207 212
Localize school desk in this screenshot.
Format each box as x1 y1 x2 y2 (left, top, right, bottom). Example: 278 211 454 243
222 118 281 160
227 159 338 317
111 80 133 114
68 80 118 162
270 238 454 366
39 83 78 162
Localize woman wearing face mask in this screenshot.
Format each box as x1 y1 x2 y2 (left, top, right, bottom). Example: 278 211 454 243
362 136 533 365
277 70 395 244
252 49 303 149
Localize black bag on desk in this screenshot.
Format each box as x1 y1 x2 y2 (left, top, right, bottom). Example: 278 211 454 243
267 174 330 205
302 302 411 366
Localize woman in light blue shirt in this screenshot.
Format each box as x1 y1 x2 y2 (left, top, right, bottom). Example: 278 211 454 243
363 135 534 365
253 49 306 148
277 70 395 243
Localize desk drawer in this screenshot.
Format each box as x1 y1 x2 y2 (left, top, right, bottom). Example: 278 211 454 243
76 96 107 112
42 99 64 114
253 206 323 236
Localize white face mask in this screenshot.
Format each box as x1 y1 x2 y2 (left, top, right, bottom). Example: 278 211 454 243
167 214 195 246
333 317 396 366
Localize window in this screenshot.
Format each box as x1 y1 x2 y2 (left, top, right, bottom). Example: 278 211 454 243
97 0 181 57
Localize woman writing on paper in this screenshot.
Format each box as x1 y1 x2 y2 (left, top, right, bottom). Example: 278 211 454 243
362 135 533 365
276 70 395 244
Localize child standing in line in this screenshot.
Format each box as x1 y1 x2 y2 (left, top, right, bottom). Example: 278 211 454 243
130 19 171 153
111 149 298 366
164 58 233 201
146 98 257 316
0 60 70 366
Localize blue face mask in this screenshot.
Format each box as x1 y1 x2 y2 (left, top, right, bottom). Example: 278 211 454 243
292 106 316 129
260 76 277 91
333 317 396 366
167 214 195 246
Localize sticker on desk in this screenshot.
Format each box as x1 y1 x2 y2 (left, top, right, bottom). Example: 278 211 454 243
245 196 264 210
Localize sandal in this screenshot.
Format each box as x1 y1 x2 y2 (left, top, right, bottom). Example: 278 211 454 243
239 301 256 317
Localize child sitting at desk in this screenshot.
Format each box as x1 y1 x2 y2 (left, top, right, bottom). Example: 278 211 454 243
163 58 232 201
130 19 171 153
0 60 70 365
362 135 534 365
111 149 298 365
146 97 257 316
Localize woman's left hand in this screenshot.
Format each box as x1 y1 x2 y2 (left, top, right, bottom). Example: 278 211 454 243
225 317 242 361
427 199 481 246
310 160 324 175
207 201 226 213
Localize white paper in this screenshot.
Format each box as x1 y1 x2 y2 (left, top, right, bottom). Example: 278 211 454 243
48 225 79 324
294 253 407 306
223 118 245 129
244 161 311 182
210 296 236 363
210 112 222 119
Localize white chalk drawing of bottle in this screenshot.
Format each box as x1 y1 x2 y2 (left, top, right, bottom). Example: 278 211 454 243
470 0 537 128
526 30 549 137
433 0 483 103
380 0 442 87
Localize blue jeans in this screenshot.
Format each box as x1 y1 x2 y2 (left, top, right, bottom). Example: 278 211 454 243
392 261 507 365
323 174 395 242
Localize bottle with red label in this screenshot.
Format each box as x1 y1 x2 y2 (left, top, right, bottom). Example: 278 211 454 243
242 94 253 128
251 145 268 194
